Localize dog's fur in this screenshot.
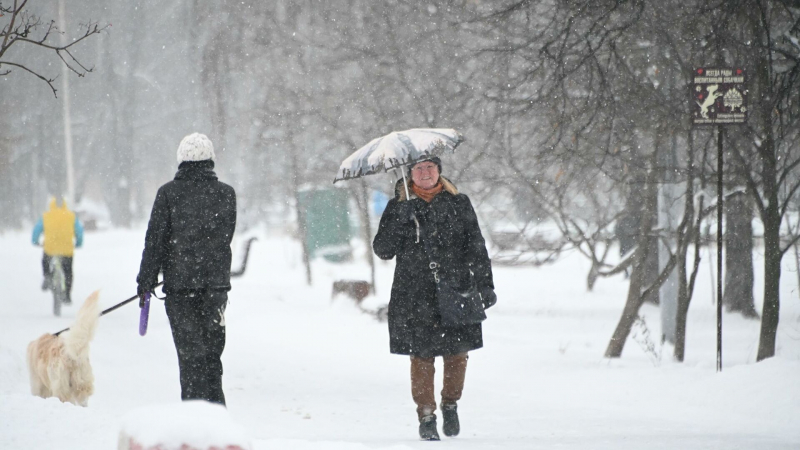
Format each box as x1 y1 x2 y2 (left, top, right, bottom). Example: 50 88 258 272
27 291 100 406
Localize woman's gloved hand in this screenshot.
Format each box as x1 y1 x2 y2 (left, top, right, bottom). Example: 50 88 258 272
480 286 497 309
394 200 416 223
137 285 150 308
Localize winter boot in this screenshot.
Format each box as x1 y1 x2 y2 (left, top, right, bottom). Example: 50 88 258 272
419 414 440 441
441 403 460 437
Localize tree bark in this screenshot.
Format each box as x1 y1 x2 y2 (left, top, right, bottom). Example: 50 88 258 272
645 175 660 304
758 196 782 360
357 179 376 293
605 251 647 358
674 238 690 361
751 12 782 361
723 191 758 318
606 164 658 358
674 129 697 362
587 264 599 291
758 213 781 361
617 171 660 304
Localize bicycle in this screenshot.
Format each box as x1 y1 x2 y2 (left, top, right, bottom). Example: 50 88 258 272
48 256 68 317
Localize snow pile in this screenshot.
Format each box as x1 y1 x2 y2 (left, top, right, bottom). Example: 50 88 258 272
118 400 251 450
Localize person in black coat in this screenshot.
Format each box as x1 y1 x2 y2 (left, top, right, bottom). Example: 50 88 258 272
137 132 236 406
373 156 496 440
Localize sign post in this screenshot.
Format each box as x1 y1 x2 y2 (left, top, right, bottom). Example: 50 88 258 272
691 67 747 372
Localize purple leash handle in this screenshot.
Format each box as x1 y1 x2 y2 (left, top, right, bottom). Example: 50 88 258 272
139 292 151 336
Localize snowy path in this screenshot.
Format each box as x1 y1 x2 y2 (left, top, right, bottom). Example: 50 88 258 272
1 228 799 449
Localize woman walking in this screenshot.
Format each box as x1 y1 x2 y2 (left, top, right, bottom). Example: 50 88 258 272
137 133 236 406
373 156 496 440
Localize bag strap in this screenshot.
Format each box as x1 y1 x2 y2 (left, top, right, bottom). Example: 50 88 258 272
415 215 443 284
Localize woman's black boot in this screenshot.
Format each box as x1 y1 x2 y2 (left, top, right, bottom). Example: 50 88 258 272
441 403 460 437
419 414 440 441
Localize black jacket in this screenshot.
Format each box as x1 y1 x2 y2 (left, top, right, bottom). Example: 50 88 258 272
137 161 237 295
373 179 494 357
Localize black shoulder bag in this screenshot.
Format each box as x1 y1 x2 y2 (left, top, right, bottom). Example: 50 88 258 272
419 217 487 327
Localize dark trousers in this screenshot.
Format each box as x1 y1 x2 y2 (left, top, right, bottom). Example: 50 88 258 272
165 290 228 406
42 254 73 298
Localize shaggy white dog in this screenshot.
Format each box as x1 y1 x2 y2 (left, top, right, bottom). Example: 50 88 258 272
27 291 100 406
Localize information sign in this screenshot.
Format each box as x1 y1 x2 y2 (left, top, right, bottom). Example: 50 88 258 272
691 68 747 125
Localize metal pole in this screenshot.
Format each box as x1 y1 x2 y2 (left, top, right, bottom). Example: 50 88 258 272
401 167 410 200
58 0 75 206
716 125 723 372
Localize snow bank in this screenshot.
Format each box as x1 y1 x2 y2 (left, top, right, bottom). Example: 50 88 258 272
118 400 251 450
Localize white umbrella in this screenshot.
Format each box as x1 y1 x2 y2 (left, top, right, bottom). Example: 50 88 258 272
333 128 464 198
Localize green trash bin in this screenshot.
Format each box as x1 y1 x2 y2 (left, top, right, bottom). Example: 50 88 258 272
298 188 353 262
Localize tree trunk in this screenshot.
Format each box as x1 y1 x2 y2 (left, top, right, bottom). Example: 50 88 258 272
357 179 376 293
104 46 133 228
755 113 780 361
606 165 657 358
617 171 659 304
751 17 782 361
642 185 660 305
674 194 703 362
758 208 782 361
605 253 647 358
723 191 758 318
587 264 599 291
674 144 696 362
674 241 690 362
291 149 312 286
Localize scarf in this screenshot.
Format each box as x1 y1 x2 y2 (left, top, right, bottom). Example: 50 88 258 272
411 180 444 203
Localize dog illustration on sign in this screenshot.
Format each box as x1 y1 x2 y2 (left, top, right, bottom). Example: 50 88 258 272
697 84 724 119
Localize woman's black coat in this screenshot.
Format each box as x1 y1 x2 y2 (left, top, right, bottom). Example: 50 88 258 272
137 161 237 295
373 179 494 357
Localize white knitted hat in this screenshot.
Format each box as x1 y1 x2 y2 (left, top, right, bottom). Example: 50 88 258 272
177 133 215 163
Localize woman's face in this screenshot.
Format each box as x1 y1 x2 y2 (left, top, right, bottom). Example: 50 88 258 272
410 161 440 189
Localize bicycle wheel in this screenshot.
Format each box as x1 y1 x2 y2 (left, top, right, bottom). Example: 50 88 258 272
51 258 65 317
52 288 62 316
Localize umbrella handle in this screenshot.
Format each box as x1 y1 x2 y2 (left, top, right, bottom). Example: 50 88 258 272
401 168 410 200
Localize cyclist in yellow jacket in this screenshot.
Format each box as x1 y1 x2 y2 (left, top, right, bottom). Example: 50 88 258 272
32 198 84 304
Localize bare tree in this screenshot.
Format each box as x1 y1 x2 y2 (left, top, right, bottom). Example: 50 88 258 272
470 0 732 359
714 1 800 360
723 190 759 318
0 0 106 97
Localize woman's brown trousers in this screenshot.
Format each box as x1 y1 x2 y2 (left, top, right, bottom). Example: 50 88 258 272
410 353 468 419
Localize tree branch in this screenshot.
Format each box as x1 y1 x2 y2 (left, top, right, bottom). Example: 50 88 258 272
0 60 56 96
1 1 106 96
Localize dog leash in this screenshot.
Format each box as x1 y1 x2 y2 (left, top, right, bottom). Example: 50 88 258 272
53 282 164 336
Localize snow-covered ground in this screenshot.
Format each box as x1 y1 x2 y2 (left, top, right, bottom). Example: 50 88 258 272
1 227 799 449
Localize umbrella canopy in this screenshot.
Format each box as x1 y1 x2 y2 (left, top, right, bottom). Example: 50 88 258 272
333 128 464 184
